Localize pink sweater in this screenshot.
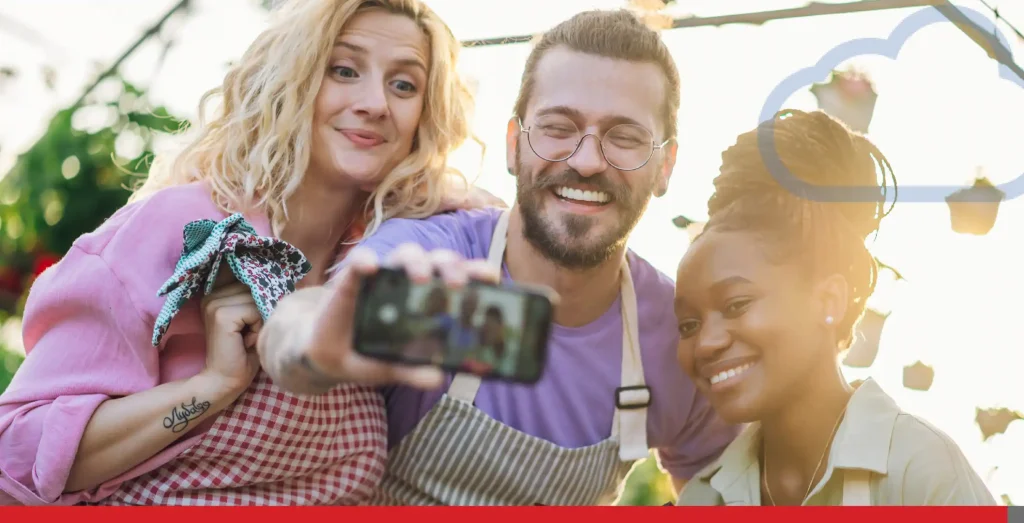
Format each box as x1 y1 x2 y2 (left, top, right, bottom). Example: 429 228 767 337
0 182 284 505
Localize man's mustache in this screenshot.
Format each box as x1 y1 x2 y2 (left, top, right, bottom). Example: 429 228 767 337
529 170 630 202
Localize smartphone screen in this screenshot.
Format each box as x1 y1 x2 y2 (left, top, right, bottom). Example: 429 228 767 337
353 268 554 384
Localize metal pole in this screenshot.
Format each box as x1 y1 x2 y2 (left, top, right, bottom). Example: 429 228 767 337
70 0 191 110
460 0 944 47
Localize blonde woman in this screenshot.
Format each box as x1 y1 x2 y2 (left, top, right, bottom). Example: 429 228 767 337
0 0 492 506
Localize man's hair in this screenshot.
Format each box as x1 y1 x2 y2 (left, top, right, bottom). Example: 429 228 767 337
512 9 681 141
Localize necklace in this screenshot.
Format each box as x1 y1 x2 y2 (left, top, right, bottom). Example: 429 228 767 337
761 404 848 506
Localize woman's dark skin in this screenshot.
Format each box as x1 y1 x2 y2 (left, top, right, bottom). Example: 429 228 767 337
675 230 854 506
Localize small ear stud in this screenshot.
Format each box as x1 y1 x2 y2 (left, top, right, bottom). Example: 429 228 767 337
825 316 835 325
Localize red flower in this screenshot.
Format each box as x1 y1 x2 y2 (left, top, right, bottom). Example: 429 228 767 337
32 252 60 277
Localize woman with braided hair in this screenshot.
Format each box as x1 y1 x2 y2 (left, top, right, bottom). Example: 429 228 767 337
673 109 994 506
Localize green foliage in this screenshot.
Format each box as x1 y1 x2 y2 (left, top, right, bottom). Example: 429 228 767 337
0 77 187 316
0 345 23 394
618 452 676 506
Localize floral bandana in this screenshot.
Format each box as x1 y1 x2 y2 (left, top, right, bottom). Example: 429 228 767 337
151 213 311 346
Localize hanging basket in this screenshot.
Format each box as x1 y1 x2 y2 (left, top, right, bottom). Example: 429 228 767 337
902 360 934 391
945 177 1005 236
843 308 888 368
810 70 877 134
975 407 1023 441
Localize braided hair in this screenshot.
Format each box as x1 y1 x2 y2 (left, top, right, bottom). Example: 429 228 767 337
703 109 897 350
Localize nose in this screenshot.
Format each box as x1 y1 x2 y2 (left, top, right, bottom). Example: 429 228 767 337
566 133 608 178
694 315 731 361
351 81 390 121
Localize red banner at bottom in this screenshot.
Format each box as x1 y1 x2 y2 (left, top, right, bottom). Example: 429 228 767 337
0 506 1011 523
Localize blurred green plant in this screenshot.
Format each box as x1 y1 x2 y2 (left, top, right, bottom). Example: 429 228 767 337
617 452 676 506
0 343 23 394
0 77 187 317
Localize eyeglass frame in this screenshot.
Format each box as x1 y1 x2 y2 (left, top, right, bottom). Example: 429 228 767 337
515 116 675 172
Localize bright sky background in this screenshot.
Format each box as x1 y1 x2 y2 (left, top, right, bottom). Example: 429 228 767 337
1 0 1023 503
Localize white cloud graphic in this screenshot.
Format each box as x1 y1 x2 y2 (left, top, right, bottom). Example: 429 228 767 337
760 4 1024 203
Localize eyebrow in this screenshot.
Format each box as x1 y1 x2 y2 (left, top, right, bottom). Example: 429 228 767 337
674 275 753 310
709 276 753 296
333 40 427 73
534 105 648 129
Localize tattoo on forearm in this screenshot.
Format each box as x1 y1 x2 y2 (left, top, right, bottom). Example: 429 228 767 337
163 397 212 433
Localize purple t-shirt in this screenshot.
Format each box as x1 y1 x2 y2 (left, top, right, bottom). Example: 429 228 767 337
349 208 739 479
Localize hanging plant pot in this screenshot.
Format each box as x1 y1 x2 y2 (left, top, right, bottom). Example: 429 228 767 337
975 407 1023 441
902 360 934 391
843 308 888 368
945 176 1005 236
810 69 877 134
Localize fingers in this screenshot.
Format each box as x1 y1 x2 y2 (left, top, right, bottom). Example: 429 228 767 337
242 321 262 349
386 243 432 282
201 282 250 306
337 352 444 390
386 244 499 288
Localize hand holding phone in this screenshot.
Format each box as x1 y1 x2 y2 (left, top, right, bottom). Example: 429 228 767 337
294 243 503 391
352 266 555 384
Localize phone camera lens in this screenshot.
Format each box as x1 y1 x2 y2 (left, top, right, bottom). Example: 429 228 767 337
378 304 399 324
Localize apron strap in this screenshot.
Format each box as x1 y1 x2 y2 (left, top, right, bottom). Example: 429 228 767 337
611 262 650 461
841 469 872 506
448 210 511 404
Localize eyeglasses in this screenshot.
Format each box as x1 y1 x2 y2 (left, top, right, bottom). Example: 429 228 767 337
518 115 673 171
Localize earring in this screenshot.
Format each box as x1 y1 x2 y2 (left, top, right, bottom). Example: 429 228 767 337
825 316 835 325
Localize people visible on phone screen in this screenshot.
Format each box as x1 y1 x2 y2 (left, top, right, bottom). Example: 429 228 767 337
476 306 512 376
404 286 452 362
446 289 480 357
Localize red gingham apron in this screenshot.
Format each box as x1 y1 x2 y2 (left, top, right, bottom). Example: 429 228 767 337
97 369 387 506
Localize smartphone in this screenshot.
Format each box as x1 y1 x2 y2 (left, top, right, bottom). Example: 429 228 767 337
353 267 556 384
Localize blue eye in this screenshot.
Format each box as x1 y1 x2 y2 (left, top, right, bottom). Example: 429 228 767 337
331 66 357 78
392 80 417 93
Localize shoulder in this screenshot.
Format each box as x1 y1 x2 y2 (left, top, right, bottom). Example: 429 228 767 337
627 250 678 350
885 412 996 505
57 182 238 315
74 181 225 262
627 250 676 311
361 208 503 257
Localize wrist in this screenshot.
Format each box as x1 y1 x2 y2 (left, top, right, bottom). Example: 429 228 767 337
190 371 247 411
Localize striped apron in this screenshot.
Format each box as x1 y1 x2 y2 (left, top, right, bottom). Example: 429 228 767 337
366 210 652 506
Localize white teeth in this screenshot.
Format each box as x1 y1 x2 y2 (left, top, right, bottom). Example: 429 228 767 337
554 186 610 203
709 363 754 385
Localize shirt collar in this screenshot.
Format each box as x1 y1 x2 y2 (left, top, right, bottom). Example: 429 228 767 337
694 378 902 504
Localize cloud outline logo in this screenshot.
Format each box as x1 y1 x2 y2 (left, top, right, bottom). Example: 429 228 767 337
760 5 1023 203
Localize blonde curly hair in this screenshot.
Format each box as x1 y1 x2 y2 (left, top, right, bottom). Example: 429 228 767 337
132 0 474 238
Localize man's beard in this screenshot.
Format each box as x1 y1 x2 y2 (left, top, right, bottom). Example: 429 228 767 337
515 155 653 270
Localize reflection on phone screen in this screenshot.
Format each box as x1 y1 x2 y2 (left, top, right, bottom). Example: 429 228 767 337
355 270 549 382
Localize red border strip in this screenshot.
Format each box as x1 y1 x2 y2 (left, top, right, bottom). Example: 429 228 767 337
0 506 1010 523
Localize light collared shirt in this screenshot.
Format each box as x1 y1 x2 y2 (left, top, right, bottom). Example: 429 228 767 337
676 378 997 506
